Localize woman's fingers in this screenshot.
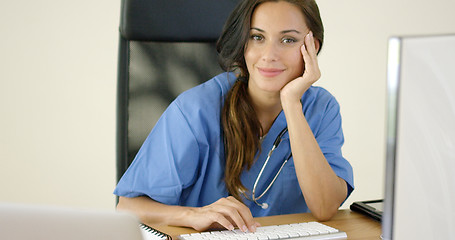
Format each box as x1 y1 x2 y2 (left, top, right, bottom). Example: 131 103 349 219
207 211 235 231
301 31 321 82
213 200 248 232
214 197 258 232
305 31 318 58
200 197 258 232
223 196 258 232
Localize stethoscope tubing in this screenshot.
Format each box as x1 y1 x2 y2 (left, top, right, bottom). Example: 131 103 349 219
245 127 292 208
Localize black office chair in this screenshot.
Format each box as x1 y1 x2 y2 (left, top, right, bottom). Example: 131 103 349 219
116 0 240 182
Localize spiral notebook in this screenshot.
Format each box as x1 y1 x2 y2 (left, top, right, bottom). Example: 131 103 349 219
140 224 172 240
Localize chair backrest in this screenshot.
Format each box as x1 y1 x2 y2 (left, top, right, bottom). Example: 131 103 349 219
116 0 239 182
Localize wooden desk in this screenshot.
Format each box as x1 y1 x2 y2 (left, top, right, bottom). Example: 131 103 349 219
152 210 382 239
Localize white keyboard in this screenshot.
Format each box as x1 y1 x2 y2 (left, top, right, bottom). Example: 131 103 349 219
178 222 347 240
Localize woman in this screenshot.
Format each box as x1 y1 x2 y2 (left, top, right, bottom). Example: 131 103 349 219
114 0 354 233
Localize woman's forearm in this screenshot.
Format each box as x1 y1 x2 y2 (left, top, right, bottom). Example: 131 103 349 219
282 99 347 221
117 195 259 232
117 196 191 227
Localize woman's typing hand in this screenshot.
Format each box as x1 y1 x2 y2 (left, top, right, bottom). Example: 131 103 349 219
182 196 260 232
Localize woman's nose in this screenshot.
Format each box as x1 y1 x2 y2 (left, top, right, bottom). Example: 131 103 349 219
261 42 280 62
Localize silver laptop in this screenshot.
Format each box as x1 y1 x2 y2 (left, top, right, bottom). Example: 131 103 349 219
0 202 144 240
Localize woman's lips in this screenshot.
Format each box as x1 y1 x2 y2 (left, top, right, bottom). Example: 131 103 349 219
258 67 284 77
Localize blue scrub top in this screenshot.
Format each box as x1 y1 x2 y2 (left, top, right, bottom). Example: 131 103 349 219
114 72 354 217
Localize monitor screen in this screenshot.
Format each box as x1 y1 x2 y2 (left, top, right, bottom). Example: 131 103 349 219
383 34 455 239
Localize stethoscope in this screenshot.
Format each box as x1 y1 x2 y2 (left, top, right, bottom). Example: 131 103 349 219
241 127 292 209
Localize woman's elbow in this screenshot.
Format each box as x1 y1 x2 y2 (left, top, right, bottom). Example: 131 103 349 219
116 196 135 212
311 204 340 221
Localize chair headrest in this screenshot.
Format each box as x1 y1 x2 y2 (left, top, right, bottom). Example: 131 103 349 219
120 0 239 42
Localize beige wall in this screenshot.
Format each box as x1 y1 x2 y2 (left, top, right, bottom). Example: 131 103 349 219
0 0 119 209
1 0 454 211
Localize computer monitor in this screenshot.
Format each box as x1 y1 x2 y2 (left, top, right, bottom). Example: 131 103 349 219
383 34 455 239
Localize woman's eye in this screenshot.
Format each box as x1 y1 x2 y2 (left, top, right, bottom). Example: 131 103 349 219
282 38 297 44
251 34 264 41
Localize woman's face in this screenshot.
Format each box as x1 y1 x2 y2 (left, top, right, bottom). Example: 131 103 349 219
245 1 309 94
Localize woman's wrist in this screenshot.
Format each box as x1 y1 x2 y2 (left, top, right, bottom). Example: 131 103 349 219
280 83 309 109
169 206 196 228
281 94 303 113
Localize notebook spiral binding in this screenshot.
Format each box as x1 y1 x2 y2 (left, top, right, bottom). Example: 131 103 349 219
140 223 172 240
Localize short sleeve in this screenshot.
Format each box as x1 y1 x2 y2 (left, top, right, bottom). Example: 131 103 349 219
114 102 200 205
316 96 354 198
303 88 354 200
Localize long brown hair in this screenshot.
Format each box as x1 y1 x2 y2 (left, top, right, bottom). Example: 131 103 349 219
216 0 324 200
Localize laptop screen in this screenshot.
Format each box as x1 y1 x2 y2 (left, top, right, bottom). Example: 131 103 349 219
0 202 144 240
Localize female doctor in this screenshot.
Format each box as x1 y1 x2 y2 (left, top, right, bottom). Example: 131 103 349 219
114 0 354 233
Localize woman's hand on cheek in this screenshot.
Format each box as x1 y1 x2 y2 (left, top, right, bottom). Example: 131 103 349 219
280 31 321 105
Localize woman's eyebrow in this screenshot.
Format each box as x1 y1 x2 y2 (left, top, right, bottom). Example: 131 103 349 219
250 27 302 35
281 29 301 34
250 27 265 32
